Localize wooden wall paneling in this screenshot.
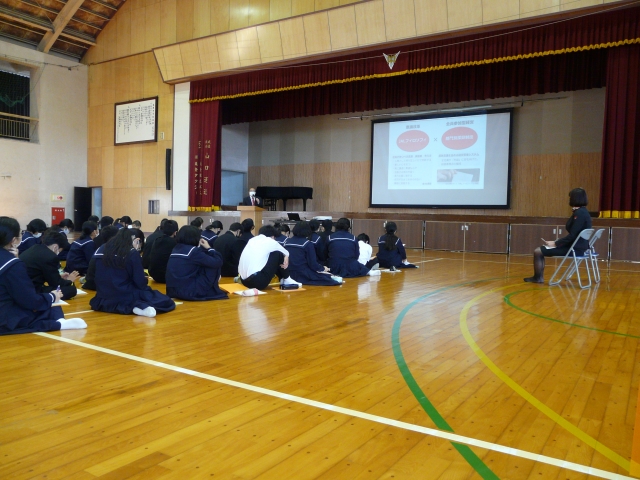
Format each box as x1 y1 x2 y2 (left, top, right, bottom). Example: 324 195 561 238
348 161 370 212
327 6 358 51
270 0 292 20
303 12 332 54
262 164 281 186
216 32 241 70
193 0 212 38
180 41 204 77
236 28 262 67
229 0 250 30
88 147 103 187
313 162 330 211
315 0 340 10
250 0 271 24
465 222 509 253
424 221 464 250
329 162 352 211
128 145 144 188
354 0 386 46
482 0 519 23
197 37 222 73
101 188 116 216
292 0 314 15
394 220 423 248
143 53 161 97
560 0 601 11
158 94 174 141
339 0 360 4
114 57 131 103
101 104 115 148
141 143 158 188
114 148 130 188
519 0 560 18
382 0 416 41
176 0 195 42
593 226 610 260
352 218 385 245
145 7 162 51
509 224 559 255
248 166 261 189
414 0 448 35
210 0 231 34
279 17 307 59
610 228 640 262
160 0 178 46
257 23 284 63
88 64 102 108
129 55 145 99
102 147 115 189
102 18 118 62
87 106 102 148
446 0 483 30
146 0 161 7
121 187 143 220
163 44 186 79
116 4 132 59
154 50 169 81
139 187 160 229
130 6 146 54
569 152 601 211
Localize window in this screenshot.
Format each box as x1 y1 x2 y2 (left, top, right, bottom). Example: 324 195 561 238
0 67 33 141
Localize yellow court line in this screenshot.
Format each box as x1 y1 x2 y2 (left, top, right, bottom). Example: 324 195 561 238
32 332 632 479
459 285 631 472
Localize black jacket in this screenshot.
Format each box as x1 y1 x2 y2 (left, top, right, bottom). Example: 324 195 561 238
142 227 164 269
242 195 262 206
555 206 592 252
212 231 241 277
148 235 177 283
19 244 77 299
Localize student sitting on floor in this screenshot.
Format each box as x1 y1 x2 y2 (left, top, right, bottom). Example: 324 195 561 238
142 218 167 269
148 220 179 283
56 219 74 260
88 215 100 224
132 220 142 229
83 226 119 291
89 228 175 317
201 220 223 243
326 218 380 278
284 222 342 286
18 218 47 255
356 234 379 270
166 226 228 301
309 220 324 263
20 229 79 300
65 221 98 275
274 223 291 245
0 217 86 335
212 222 243 277
94 216 114 249
238 225 301 291
190 217 204 231
376 222 417 269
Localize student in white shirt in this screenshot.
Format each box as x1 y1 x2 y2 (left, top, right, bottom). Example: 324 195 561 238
238 225 301 290
357 234 379 270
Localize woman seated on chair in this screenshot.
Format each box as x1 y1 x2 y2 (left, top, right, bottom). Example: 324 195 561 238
376 222 417 269
525 187 592 284
90 228 175 317
284 221 342 286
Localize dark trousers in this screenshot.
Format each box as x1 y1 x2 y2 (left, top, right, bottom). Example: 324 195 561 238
42 284 77 300
365 258 378 269
241 252 289 290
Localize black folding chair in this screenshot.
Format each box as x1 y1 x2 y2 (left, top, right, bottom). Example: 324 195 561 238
548 229 596 289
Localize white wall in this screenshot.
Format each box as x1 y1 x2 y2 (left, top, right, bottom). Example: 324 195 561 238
0 41 88 229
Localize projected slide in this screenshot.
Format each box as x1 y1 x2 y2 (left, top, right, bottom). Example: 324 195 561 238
371 110 512 208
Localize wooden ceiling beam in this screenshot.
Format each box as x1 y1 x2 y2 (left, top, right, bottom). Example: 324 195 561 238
37 0 84 53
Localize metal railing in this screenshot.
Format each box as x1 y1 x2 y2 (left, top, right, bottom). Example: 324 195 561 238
0 113 38 142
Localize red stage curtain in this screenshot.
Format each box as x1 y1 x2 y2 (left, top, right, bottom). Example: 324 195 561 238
190 6 640 103
188 100 222 210
221 49 607 124
599 44 640 218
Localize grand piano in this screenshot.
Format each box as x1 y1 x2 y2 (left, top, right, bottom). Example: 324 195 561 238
256 186 313 211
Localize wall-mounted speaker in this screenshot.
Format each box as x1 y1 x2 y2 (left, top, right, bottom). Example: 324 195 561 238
165 148 171 190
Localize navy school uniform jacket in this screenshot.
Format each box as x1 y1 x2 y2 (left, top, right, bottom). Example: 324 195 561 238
0 248 63 335
201 230 218 243
309 232 324 263
274 234 287 246
65 237 96 275
19 244 77 299
376 235 408 268
284 236 340 286
89 248 175 314
56 228 71 260
18 231 39 255
326 231 370 278
82 245 102 291
166 244 227 300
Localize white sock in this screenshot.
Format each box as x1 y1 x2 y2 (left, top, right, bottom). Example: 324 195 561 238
281 277 302 286
58 318 87 330
368 269 381 276
133 306 157 317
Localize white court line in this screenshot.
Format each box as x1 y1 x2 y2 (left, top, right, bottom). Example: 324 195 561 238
32 332 633 480
411 258 445 264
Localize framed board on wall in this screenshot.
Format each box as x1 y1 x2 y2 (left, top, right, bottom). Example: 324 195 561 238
114 96 158 145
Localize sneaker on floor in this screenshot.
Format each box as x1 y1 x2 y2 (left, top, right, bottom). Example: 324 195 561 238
368 270 381 276
281 277 302 287
133 306 157 317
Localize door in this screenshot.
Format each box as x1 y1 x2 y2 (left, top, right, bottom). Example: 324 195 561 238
74 187 92 230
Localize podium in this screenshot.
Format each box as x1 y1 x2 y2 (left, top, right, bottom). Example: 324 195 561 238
238 206 263 228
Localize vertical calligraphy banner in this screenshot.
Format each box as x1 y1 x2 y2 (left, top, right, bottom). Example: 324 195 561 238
188 100 222 210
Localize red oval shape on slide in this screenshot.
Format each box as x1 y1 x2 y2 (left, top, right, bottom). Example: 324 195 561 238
396 130 430 152
442 127 478 150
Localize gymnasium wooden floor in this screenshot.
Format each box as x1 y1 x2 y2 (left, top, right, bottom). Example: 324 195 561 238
2 250 640 479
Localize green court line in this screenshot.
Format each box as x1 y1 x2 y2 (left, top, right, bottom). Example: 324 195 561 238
391 279 500 480
504 290 640 339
